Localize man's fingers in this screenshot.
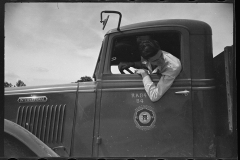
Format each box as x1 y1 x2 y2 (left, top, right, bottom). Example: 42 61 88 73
121 64 127 69
135 69 141 74
119 64 129 70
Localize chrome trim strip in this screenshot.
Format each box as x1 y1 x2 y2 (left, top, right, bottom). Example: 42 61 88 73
192 79 215 88
5 86 77 92
102 88 144 91
101 87 191 92
192 86 216 90
171 87 191 90
102 80 143 82
101 79 191 83
101 86 215 92
192 79 215 81
77 90 96 93
5 85 95 93
5 90 95 95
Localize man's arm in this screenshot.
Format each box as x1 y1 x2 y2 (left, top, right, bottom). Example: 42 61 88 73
142 74 176 102
137 59 182 102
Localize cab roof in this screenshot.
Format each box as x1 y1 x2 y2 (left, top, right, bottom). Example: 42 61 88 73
106 19 212 35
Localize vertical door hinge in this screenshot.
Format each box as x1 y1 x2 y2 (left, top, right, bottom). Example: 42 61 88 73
96 136 102 145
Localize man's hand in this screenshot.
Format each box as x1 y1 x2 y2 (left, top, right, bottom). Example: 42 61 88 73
135 69 149 78
118 62 134 73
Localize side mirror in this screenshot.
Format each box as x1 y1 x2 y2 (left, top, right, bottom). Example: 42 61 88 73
101 15 109 30
100 10 122 31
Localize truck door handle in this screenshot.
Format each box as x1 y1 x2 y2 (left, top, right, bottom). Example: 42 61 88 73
175 90 190 96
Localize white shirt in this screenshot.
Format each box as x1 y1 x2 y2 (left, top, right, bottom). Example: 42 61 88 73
141 50 182 102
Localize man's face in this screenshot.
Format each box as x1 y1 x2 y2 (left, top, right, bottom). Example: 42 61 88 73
149 59 159 67
147 51 162 67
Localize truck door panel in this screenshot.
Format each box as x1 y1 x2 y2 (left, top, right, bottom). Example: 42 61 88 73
99 76 192 157
98 28 192 157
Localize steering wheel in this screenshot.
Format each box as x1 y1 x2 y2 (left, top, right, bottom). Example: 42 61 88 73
119 68 134 74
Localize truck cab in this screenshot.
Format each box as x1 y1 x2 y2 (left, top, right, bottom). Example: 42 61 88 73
93 19 215 157
4 15 237 158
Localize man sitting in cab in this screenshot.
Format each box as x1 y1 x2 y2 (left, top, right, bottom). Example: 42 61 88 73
118 35 182 102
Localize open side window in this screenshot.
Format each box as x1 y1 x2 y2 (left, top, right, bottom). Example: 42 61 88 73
110 31 181 74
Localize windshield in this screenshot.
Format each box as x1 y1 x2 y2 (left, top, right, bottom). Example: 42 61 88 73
93 36 106 81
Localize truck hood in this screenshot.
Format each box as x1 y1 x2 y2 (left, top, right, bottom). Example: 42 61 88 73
5 82 97 95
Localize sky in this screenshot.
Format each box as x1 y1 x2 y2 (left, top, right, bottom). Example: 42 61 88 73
4 3 234 86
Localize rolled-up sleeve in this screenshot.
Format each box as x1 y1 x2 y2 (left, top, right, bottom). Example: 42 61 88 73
142 57 182 102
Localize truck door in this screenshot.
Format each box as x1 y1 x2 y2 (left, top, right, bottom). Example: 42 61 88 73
97 28 192 157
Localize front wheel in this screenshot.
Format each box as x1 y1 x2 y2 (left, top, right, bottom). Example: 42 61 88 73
4 133 37 158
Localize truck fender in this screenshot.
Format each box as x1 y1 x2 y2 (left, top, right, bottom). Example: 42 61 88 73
4 119 59 157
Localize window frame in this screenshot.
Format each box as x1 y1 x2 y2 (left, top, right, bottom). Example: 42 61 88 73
103 27 190 79
93 35 109 81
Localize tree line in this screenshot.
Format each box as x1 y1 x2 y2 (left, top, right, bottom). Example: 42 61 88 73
4 80 26 88
74 76 93 83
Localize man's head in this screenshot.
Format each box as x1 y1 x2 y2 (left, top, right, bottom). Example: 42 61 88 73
136 35 151 43
138 39 160 60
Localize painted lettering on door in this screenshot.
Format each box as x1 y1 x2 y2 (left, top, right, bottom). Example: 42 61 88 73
131 93 147 103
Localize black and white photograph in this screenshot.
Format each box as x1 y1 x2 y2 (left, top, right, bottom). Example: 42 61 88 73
4 1 236 159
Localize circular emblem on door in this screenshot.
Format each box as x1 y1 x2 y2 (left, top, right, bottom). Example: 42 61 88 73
134 105 156 130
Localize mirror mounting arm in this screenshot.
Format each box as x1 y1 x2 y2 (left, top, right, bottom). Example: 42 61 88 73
100 10 122 31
